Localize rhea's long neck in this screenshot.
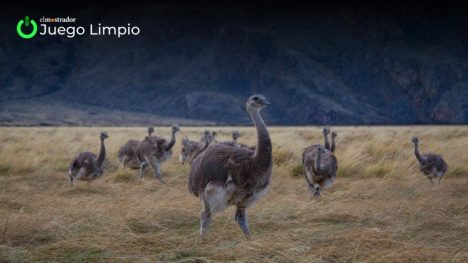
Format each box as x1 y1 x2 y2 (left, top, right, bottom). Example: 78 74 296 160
250 108 272 171
97 139 106 167
331 136 336 152
164 130 177 151
323 132 330 150
414 143 425 164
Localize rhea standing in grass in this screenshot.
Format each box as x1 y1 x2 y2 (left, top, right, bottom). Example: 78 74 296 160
68 131 109 186
412 136 448 184
118 127 154 169
135 124 180 183
302 128 338 197
188 94 272 240
180 132 211 165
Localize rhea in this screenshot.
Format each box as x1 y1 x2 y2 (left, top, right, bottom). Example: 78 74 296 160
411 136 448 184
322 127 337 152
118 127 154 169
232 130 240 143
68 131 109 186
188 94 272 240
302 128 338 197
180 132 211 165
135 124 180 183
199 130 217 145
226 130 255 151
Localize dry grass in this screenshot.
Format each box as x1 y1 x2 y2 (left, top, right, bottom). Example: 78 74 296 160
0 126 467 262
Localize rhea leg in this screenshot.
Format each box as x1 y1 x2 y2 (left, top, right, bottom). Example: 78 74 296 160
147 156 165 184
69 176 74 186
438 173 444 184
120 155 127 169
305 169 316 196
235 207 252 240
314 184 321 197
428 177 434 185
74 167 87 181
139 160 148 179
199 193 212 241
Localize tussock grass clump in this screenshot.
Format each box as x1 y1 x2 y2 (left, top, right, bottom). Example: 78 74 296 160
127 218 156 234
446 166 467 177
290 164 304 177
0 126 467 262
0 163 11 175
336 162 361 178
113 169 136 183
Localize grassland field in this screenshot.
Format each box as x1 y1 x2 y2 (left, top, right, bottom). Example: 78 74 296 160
0 126 467 262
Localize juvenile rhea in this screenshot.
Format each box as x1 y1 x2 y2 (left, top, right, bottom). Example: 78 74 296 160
136 124 180 183
199 130 217 145
69 131 109 186
188 94 272 241
302 129 338 197
411 136 448 184
180 132 211 165
118 127 154 169
225 130 255 151
232 130 240 143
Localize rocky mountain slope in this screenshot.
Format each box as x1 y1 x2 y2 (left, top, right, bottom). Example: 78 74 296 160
1 1 467 125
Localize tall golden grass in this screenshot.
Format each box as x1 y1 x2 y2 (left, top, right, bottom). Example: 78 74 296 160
0 126 467 262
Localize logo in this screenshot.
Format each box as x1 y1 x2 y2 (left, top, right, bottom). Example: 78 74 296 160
16 15 140 39
17 16 38 39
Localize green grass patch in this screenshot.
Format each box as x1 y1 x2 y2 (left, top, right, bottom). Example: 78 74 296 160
0 163 11 176
446 166 467 177
336 163 360 178
290 164 304 177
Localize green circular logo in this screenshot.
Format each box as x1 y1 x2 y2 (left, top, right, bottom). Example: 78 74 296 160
17 16 37 39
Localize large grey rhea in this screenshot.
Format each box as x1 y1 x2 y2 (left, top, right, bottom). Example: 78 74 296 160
188 94 272 240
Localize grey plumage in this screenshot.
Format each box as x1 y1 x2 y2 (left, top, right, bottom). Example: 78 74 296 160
412 136 448 184
69 131 109 186
188 94 272 240
148 127 155 137
224 130 255 151
200 130 217 145
232 130 240 142
118 127 154 169
180 132 211 165
302 128 338 197
118 139 140 169
135 124 180 183
323 128 330 150
330 131 337 153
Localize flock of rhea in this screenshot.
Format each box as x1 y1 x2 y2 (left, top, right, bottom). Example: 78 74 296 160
68 94 448 240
